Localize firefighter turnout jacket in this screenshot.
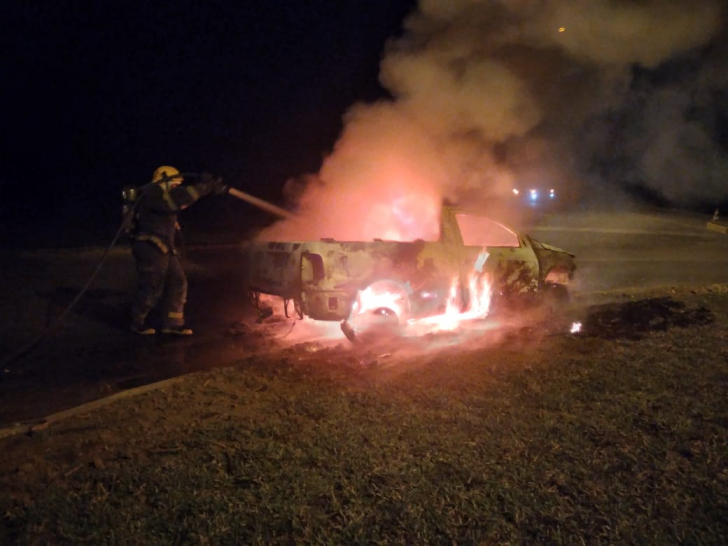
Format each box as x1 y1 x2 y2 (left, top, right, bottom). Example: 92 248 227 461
133 182 211 254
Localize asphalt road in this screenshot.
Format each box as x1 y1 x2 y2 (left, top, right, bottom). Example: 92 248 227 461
1 209 726 425
532 209 728 294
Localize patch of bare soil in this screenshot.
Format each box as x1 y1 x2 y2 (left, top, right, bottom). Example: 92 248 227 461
580 295 714 339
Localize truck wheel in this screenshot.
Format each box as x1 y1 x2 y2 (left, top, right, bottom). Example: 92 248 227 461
344 281 410 343
344 306 403 344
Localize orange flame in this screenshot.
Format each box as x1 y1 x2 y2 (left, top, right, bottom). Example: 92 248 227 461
351 268 492 338
413 271 492 332
352 282 409 319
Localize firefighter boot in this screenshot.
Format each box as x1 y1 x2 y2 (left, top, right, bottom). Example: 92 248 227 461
161 326 193 336
131 322 156 335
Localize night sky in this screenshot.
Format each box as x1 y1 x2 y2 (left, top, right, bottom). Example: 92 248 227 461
3 1 727 249
3 1 416 247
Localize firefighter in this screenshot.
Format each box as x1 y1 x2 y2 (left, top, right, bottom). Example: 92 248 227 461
129 166 225 335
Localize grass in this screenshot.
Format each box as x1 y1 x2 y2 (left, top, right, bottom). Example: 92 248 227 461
2 288 728 544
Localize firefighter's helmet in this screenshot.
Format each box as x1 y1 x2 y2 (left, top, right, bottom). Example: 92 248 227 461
151 165 183 185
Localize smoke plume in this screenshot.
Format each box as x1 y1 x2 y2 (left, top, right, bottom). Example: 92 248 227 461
260 0 726 241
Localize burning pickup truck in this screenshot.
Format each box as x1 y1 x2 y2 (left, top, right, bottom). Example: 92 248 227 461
243 206 575 341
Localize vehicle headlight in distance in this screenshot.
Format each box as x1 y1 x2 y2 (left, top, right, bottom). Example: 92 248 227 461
550 188 555 199
530 189 538 200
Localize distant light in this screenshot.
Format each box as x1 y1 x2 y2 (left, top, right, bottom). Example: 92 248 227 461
530 189 538 200
550 188 555 199
512 188 520 195
570 321 582 334
558 27 566 33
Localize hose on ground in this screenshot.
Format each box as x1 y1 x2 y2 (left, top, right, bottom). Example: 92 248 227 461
0 173 202 369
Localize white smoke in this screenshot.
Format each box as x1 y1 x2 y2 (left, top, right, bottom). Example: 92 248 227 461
260 0 726 241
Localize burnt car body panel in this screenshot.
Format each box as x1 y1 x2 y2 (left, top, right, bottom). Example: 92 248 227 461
243 207 576 323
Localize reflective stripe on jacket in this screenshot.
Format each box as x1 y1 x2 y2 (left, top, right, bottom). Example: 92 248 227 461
133 184 204 252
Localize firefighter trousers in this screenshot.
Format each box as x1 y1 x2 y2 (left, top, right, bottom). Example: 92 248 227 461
130 240 188 327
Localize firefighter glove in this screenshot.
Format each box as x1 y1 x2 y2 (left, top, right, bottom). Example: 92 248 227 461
195 181 213 196
212 177 228 195
196 172 217 196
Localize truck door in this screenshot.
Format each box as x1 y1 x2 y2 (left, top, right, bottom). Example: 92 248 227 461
453 213 540 297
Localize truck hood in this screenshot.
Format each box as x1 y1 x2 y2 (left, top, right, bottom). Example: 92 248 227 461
531 238 575 258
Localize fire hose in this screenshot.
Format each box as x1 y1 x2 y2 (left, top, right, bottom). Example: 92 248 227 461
225 187 295 219
0 173 294 368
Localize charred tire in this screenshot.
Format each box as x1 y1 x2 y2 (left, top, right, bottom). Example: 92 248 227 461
344 280 410 343
346 307 403 344
370 307 400 328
